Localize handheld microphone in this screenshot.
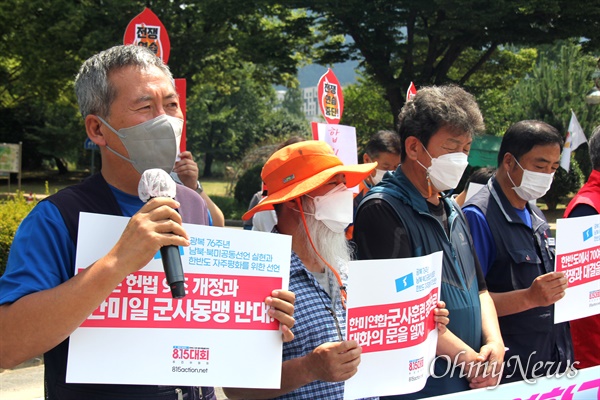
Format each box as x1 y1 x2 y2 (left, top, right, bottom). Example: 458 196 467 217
139 169 186 298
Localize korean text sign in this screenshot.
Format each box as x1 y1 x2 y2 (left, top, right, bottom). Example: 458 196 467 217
317 68 344 124
311 123 358 168
67 213 291 388
554 215 600 323
344 252 443 399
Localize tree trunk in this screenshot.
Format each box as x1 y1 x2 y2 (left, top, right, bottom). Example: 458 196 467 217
203 153 213 178
54 157 68 174
545 200 558 212
385 86 404 131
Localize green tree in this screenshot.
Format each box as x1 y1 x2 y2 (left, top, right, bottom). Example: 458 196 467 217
288 0 600 125
543 158 584 211
281 87 305 118
507 43 600 172
455 47 538 136
342 74 395 150
503 43 600 209
0 0 316 172
187 62 310 177
187 63 275 177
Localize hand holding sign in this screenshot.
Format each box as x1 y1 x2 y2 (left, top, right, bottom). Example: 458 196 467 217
306 340 362 382
527 271 568 308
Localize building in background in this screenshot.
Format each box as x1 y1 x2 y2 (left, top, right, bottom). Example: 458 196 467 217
302 86 320 122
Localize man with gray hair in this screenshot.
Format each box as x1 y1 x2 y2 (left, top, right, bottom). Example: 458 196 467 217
563 125 600 369
354 85 505 398
0 45 295 399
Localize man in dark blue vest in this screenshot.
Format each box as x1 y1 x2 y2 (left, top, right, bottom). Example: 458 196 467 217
463 120 573 383
354 85 505 399
0 45 295 399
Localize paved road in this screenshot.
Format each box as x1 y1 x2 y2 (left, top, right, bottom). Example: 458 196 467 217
0 364 44 400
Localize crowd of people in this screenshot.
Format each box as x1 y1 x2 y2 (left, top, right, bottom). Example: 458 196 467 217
0 43 598 400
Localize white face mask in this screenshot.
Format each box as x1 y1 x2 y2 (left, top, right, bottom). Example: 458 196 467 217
418 146 469 191
371 168 388 185
305 183 354 233
98 114 184 174
508 157 555 201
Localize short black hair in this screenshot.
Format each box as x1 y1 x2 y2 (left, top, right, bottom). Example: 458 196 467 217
468 167 496 185
364 130 401 159
276 136 307 151
497 120 564 166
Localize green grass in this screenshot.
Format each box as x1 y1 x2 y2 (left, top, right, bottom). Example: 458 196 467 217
1 170 246 219
0 171 231 198
0 171 87 196
0 170 573 225
200 180 231 197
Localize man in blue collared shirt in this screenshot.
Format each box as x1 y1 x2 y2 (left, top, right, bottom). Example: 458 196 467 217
225 140 378 399
463 120 573 383
227 140 450 399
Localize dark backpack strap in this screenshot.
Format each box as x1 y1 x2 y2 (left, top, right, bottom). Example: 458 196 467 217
356 190 415 253
44 173 122 244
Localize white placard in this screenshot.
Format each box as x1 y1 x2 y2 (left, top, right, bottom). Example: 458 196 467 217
344 252 443 399
554 215 600 323
67 213 291 388
313 122 360 193
313 123 358 168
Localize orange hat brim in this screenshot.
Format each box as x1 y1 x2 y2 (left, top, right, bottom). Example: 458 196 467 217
242 162 376 220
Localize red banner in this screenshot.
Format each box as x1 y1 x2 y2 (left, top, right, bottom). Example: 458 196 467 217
175 78 187 152
555 245 600 287
347 288 438 353
81 272 282 330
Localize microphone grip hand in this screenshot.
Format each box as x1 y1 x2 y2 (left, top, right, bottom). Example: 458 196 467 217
160 245 186 298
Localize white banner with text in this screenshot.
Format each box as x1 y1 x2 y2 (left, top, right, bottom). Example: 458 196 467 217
67 213 291 388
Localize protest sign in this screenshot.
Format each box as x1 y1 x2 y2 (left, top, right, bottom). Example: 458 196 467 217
317 68 344 124
311 123 358 168
428 365 599 400
67 213 291 388
344 252 443 399
311 122 359 193
554 215 600 323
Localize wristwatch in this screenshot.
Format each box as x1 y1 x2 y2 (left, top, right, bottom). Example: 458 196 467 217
196 181 204 193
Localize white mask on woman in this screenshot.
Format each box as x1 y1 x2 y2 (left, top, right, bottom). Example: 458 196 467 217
508 156 554 201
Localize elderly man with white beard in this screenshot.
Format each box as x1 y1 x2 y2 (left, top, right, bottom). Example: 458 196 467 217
225 141 449 400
